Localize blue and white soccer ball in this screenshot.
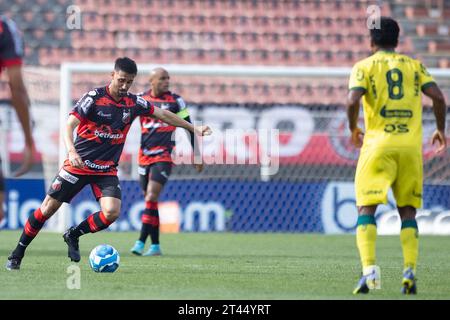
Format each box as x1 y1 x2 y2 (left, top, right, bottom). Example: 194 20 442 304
89 244 120 273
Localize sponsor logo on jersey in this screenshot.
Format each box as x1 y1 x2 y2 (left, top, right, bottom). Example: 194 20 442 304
94 130 124 139
58 169 79 184
97 111 112 119
142 121 167 129
362 189 383 195
380 106 413 118
143 148 164 156
84 160 111 170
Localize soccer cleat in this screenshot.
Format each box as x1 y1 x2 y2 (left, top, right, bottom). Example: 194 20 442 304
364 265 381 290
130 240 145 256
401 268 417 295
353 265 381 294
63 227 81 262
143 244 162 256
6 255 22 271
353 274 370 294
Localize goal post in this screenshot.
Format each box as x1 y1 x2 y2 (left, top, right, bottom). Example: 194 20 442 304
58 63 360 186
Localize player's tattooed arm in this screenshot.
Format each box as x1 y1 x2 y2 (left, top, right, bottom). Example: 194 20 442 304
65 115 84 168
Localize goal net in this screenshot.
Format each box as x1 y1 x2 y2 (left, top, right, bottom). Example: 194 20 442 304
54 63 450 234
23 67 61 231
5 64 448 233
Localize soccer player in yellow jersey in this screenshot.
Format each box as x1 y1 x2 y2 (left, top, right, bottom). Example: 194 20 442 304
347 17 447 295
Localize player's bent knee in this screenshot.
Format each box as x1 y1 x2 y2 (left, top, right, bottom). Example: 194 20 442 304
398 206 417 221
41 196 62 218
145 193 159 202
102 210 120 222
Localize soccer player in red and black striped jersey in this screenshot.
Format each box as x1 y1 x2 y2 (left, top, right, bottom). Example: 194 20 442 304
6 58 211 270
130 68 203 256
0 16 35 226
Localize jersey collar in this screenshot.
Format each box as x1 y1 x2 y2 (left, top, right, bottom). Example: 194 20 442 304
147 89 170 99
106 85 124 103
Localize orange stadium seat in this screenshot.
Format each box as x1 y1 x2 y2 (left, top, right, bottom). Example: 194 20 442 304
439 58 450 68
417 24 438 36
82 12 105 31
76 0 99 12
428 41 450 53
405 6 430 19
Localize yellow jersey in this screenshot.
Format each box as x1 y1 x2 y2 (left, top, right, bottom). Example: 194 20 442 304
348 50 435 150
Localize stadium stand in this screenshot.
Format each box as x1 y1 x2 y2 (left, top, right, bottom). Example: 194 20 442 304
1 0 448 103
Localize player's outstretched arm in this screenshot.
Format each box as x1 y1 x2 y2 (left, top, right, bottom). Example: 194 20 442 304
346 89 365 148
423 83 447 154
7 65 35 177
64 115 84 168
152 107 212 136
184 116 203 172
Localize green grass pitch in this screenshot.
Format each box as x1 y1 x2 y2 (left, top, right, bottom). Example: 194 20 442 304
1 231 449 300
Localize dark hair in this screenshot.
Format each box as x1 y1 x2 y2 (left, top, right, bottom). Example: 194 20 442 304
370 17 400 48
114 57 137 75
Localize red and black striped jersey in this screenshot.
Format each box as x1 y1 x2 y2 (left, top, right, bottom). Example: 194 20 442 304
65 86 154 175
138 90 190 165
0 17 23 75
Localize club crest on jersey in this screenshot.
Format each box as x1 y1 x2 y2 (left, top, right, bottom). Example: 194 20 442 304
122 109 131 124
51 178 62 191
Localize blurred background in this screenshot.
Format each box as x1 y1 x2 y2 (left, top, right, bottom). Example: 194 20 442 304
0 0 449 234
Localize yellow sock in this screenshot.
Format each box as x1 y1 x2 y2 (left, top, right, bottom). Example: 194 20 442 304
356 215 377 269
400 220 419 273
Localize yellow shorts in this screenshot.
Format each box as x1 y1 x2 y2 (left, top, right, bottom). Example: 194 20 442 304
355 147 423 208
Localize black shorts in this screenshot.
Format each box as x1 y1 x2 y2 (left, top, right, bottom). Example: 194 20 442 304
47 169 122 203
138 162 172 192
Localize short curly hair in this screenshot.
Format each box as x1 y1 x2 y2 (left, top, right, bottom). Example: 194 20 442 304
114 57 137 75
370 17 400 48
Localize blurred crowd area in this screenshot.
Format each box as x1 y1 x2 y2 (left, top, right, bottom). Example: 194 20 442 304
0 0 449 104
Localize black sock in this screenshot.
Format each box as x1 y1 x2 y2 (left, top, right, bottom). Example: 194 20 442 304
139 224 151 243
12 208 47 258
71 211 113 238
141 201 159 245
